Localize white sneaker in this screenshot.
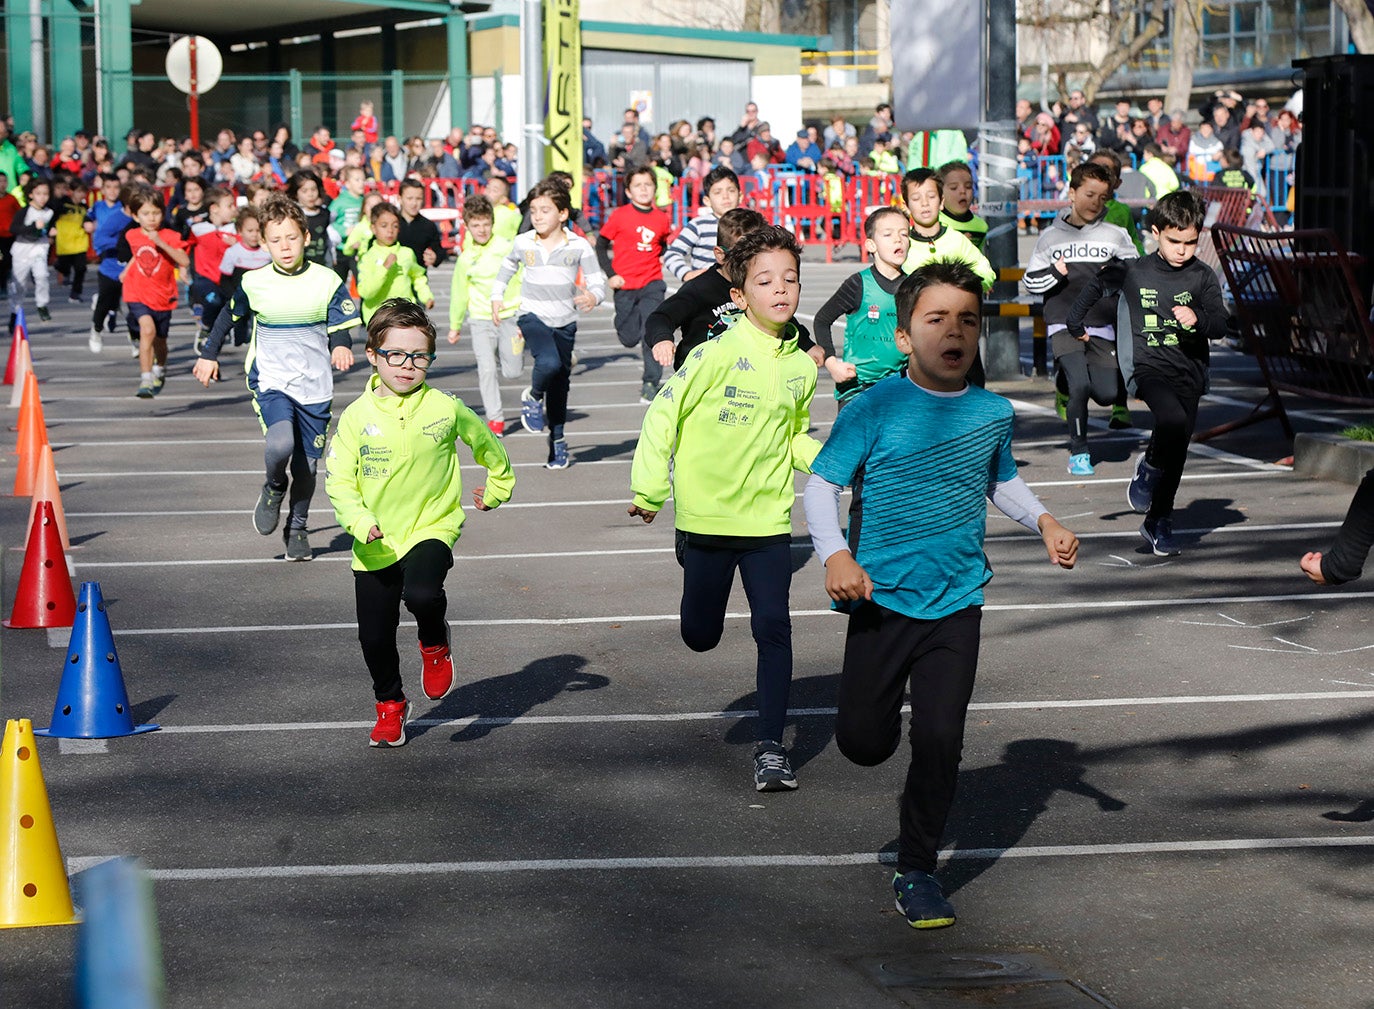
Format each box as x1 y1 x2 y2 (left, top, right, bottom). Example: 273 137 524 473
88 328 103 353
129 342 140 359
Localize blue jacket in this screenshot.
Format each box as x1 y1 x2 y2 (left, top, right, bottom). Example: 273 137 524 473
786 140 824 169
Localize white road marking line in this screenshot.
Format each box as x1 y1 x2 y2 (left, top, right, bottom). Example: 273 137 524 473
63 834 1374 882
58 738 109 755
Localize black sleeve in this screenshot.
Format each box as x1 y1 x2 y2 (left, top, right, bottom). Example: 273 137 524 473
643 280 706 347
1192 264 1230 343
11 209 46 241
595 233 615 278
1065 259 1127 337
1321 468 1374 585
813 273 865 359
425 220 446 269
200 284 248 361
113 224 134 263
795 319 815 353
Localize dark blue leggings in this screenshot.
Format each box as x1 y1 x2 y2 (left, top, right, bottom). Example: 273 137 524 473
679 538 793 743
518 313 576 440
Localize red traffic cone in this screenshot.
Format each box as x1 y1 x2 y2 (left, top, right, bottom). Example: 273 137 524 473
4 501 75 629
3 307 28 386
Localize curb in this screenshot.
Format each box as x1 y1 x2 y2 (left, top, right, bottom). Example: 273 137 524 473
1292 432 1374 485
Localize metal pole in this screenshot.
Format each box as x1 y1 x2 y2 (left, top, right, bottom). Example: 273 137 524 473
981 0 1021 381
520 0 543 199
29 0 47 141
94 0 105 137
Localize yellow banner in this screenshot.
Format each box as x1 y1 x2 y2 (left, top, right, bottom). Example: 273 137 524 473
543 0 583 205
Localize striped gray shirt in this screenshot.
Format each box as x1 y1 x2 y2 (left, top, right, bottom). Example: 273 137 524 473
661 213 719 281
491 230 606 328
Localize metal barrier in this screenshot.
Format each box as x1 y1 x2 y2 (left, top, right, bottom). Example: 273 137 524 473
1211 224 1374 440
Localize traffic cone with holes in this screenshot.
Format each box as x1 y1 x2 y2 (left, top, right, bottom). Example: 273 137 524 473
13 369 46 449
3 307 28 386
26 447 70 552
8 340 33 409
12 378 49 497
0 718 81 928
4 502 75 629
36 583 158 739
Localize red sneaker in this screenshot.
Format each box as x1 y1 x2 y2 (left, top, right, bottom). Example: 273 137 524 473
420 639 456 700
369 699 412 747
487 419 505 437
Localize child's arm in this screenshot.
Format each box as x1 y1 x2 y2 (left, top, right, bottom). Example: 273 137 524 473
643 276 707 367
452 399 516 509
1064 258 1129 338
326 280 362 371
152 229 190 269
803 473 873 602
813 273 863 382
448 253 469 341
1302 466 1374 586
355 246 392 301
956 232 997 292
789 374 823 474
1176 264 1229 342
661 220 702 282
490 240 522 320
410 255 435 308
595 231 622 290
986 423 1079 568
323 416 379 542
575 238 609 309
1021 237 1070 297
193 285 249 385
628 342 724 521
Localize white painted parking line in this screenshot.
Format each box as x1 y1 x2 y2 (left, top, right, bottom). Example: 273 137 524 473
100 590 1374 638
58 738 110 755
65 834 1374 882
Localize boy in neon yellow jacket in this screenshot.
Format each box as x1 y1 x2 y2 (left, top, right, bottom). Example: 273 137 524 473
628 226 821 793
326 299 515 748
900 168 995 292
356 202 433 323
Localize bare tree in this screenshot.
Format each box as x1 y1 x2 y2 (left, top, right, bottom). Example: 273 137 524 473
1331 0 1374 52
1021 0 1166 104
1164 0 1203 113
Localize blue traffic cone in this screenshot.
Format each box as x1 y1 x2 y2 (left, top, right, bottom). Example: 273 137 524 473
35 582 158 739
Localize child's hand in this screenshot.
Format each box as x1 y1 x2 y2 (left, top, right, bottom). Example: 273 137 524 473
472 487 493 511
824 551 873 603
491 301 503 324
806 346 826 367
825 357 858 382
573 290 597 312
382 253 397 269
626 504 658 524
447 327 460 344
1038 515 1079 569
331 346 354 371
424 298 435 309
1172 304 1198 328
1053 260 1068 276
651 341 675 368
366 525 384 542
607 275 625 291
1300 551 1328 585
191 358 219 387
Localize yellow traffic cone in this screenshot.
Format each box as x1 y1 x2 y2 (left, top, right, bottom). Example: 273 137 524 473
0 718 80 928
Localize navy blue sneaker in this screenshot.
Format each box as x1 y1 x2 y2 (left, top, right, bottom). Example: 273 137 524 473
1140 517 1181 557
1127 453 1161 513
520 386 547 435
545 438 570 470
892 870 956 929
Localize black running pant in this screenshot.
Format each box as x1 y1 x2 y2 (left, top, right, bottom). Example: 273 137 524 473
56 253 87 300
835 602 982 875
354 539 453 702
91 273 123 332
1057 337 1119 454
679 538 793 744
1133 374 1200 521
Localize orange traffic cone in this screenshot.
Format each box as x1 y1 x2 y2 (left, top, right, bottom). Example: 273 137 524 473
0 718 80 928
8 340 32 409
4 501 75 629
12 380 48 497
13 370 45 451
25 447 69 552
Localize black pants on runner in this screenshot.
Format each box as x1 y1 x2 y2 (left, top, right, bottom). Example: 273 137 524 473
1133 374 1200 521
679 537 793 744
56 253 87 300
354 539 453 702
1056 337 1119 455
91 273 123 333
613 280 665 385
835 602 982 875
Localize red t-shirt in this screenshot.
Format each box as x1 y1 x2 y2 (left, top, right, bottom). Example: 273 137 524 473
191 223 237 282
599 203 672 290
123 228 185 310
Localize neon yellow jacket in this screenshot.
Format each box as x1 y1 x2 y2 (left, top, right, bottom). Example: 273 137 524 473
492 202 521 242
902 224 996 292
356 242 433 322
341 218 374 259
631 315 821 536
450 234 521 329
325 375 515 571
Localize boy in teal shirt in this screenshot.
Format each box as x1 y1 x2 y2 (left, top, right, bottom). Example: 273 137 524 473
356 202 434 323
629 226 820 793
326 298 514 747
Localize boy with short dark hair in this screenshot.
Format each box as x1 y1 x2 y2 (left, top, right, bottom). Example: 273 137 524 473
900 168 994 291
804 260 1078 929
661 165 741 282
1065 189 1228 555
188 186 238 351
935 161 988 252
356 201 434 322
192 193 361 561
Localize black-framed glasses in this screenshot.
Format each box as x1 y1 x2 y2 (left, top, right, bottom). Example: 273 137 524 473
379 349 436 370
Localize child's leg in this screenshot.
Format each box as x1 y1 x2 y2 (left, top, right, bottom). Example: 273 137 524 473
540 321 577 442
69 256 87 301
679 539 740 654
398 539 454 649
1133 375 1200 521
636 282 666 387
736 540 793 744
354 563 407 701
263 420 294 493
520 313 562 405
834 602 915 770
283 399 331 532
27 245 50 309
1057 348 1093 455
468 319 504 422
151 312 170 369
92 273 121 330
7 244 34 314
136 312 158 373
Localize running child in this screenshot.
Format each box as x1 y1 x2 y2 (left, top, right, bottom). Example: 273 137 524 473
217 206 272 348
482 173 521 242
936 161 989 252
1065 189 1227 556
356 201 434 322
121 186 189 397
900 168 995 290
491 178 606 470
813 205 911 405
447 194 522 436
596 165 674 403
342 192 385 263
188 186 238 351
52 179 90 303
287 169 333 268
628 225 821 792
8 177 55 323
330 165 368 281
661 165 741 282
169 176 209 239
85 173 133 353
803 260 1078 928
192 193 360 561
325 298 515 747
1022 161 1138 475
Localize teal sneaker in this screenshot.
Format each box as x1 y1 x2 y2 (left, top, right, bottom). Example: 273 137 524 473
1067 452 1095 476
892 870 956 929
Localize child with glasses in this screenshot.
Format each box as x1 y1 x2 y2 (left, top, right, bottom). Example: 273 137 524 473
326 298 515 747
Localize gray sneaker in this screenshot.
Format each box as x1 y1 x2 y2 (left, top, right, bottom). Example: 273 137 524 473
253 483 286 535
752 740 798 792
283 527 312 562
